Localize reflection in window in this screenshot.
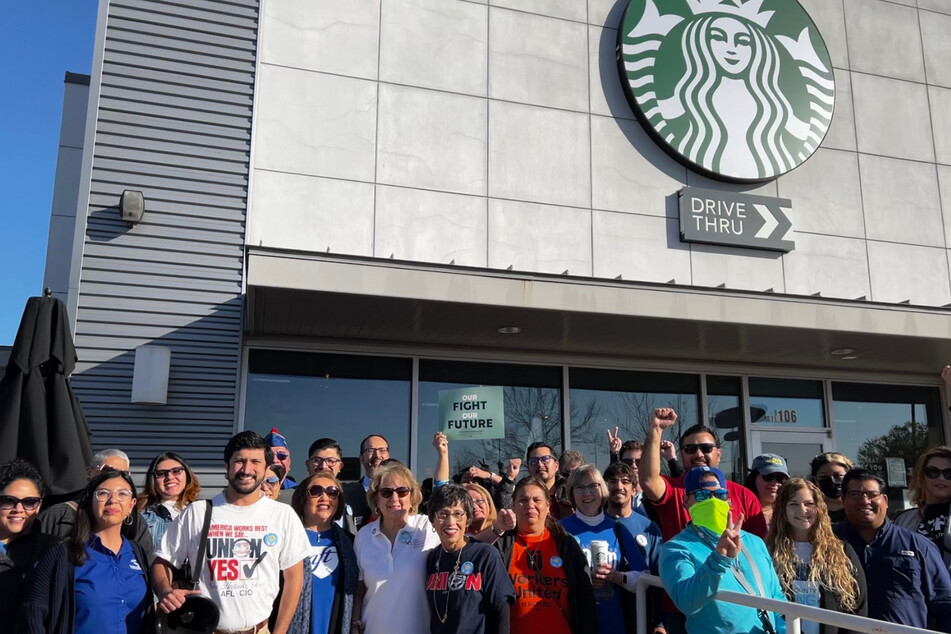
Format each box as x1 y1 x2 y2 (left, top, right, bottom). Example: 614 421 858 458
245 350 412 482
749 378 825 427
707 375 744 483
569 369 700 473
832 382 942 511
417 360 562 483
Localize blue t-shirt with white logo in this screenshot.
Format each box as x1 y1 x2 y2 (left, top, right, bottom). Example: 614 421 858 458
306 529 340 634
73 536 149 634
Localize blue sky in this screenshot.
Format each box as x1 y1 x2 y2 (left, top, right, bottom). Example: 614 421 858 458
0 1 98 345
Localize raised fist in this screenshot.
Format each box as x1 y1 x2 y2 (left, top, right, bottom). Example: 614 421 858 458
651 408 678 431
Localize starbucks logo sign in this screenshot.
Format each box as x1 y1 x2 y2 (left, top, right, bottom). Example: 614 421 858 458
619 0 834 182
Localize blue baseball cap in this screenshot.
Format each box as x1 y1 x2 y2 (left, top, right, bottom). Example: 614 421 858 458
264 427 289 449
751 453 789 476
684 466 727 494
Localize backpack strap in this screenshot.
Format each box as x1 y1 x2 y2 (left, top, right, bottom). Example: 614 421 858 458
189 500 214 590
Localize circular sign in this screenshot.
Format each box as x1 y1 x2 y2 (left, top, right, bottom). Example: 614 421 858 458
618 0 835 182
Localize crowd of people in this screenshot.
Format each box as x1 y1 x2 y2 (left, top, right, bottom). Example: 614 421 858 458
2 413 951 634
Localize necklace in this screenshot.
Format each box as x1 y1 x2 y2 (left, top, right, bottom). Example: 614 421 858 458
516 534 542 572
434 542 465 624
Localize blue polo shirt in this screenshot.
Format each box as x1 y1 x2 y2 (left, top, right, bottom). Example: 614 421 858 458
74 535 149 634
835 519 951 631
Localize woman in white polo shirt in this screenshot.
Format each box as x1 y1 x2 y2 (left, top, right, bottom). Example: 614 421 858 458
352 462 440 633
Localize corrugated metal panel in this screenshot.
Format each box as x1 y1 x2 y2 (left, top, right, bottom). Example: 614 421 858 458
72 0 257 468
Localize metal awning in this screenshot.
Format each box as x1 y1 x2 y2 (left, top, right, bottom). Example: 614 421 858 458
245 248 951 378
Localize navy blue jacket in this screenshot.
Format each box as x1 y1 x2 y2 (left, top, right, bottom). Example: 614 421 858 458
835 519 951 631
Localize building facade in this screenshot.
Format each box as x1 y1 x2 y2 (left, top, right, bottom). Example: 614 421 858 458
50 0 951 502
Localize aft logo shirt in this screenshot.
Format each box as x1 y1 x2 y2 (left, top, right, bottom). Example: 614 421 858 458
425 541 514 634
156 493 310 633
508 529 571 634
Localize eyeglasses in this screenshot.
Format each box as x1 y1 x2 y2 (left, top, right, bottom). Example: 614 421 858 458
619 458 637 467
93 489 133 503
693 488 729 502
307 484 341 499
274 452 289 461
0 495 42 511
845 490 883 501
262 476 280 488
760 473 787 483
154 466 185 480
924 466 951 481
682 443 716 455
379 486 411 499
434 510 467 523
307 456 342 468
528 455 554 467
471 498 487 507
574 483 601 495
607 478 633 487
363 447 390 457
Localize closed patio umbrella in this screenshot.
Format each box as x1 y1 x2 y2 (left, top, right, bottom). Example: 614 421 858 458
0 290 93 494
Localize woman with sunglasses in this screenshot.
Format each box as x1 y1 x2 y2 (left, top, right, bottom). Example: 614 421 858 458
136 451 201 549
493 475 598 634
288 471 359 634
895 446 951 570
744 454 789 529
425 484 514 634
560 465 658 634
263 463 287 501
767 478 866 634
0 459 58 626
352 461 440 634
19 469 153 634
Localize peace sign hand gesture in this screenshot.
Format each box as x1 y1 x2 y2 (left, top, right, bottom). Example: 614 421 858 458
715 511 744 559
606 427 622 454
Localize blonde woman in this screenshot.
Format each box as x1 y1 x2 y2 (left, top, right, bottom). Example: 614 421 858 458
767 478 867 634
463 482 497 536
895 446 951 571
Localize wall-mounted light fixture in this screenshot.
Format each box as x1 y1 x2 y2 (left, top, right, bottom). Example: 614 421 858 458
120 190 146 224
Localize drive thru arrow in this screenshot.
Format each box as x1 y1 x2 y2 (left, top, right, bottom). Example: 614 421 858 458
753 204 778 239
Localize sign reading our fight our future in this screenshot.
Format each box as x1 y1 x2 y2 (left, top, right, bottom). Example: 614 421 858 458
438 386 505 441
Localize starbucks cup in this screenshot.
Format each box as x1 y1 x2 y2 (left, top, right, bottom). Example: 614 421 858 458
590 540 609 567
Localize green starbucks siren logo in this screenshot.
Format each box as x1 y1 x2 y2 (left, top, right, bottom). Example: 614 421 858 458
619 0 834 182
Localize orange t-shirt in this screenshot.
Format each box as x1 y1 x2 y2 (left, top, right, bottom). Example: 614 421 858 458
508 529 571 634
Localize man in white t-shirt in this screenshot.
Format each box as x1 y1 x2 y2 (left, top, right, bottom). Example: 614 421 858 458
152 431 310 634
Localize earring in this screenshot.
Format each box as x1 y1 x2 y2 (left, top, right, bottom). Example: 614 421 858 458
124 514 133 526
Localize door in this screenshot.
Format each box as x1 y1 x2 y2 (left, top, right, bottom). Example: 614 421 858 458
750 430 832 480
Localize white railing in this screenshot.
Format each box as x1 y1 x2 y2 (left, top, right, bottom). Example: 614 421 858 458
634 573 941 634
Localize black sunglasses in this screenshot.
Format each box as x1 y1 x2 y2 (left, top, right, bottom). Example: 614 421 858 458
380 486 411 499
682 443 716 455
760 473 787 483
0 495 43 511
925 466 951 481
307 484 340 499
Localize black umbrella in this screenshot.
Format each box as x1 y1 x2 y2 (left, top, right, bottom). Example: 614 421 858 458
0 290 93 494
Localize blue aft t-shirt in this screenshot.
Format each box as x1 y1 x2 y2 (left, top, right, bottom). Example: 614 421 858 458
306 528 340 634
561 513 649 634
74 536 148 634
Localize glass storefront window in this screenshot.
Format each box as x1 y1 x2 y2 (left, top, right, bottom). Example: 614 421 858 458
245 350 412 482
832 382 943 513
749 377 825 427
569 368 700 473
706 375 744 482
417 360 562 484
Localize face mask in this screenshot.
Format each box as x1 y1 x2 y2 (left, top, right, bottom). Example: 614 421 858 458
690 497 731 534
818 478 842 500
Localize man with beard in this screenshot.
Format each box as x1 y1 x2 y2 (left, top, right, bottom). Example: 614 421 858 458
526 442 573 519
641 408 766 634
343 434 390 530
835 468 951 631
152 431 310 634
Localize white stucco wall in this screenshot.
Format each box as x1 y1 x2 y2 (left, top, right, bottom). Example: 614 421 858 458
247 0 951 307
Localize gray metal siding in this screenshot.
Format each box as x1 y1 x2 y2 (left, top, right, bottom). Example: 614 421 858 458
71 0 257 467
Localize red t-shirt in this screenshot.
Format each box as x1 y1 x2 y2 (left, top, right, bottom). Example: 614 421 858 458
509 529 572 634
648 474 767 542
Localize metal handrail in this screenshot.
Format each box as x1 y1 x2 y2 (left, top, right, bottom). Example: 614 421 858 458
634 573 941 634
